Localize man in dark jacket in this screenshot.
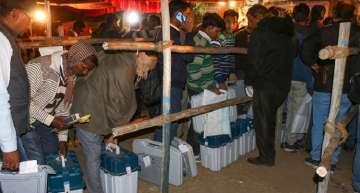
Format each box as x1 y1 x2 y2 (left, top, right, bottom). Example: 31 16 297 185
235 4 268 80
301 2 360 169
0 0 34 171
152 0 194 142
247 15 295 166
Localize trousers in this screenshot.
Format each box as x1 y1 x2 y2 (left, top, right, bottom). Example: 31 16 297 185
310 92 351 165
76 127 104 193
21 121 59 164
253 88 288 162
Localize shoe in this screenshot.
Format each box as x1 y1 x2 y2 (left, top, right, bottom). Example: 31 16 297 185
305 157 320 168
294 139 306 149
281 142 299 152
247 156 275 166
330 164 336 173
194 155 201 163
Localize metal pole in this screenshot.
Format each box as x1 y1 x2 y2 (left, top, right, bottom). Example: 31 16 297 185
160 0 171 192
45 0 52 38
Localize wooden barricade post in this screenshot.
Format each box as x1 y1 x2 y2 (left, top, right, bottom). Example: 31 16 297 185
316 22 351 193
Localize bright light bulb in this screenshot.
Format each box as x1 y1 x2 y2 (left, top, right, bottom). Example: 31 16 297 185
218 2 226 6
229 1 237 8
33 10 47 23
126 11 140 25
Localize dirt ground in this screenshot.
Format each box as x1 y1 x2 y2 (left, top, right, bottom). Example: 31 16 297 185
74 130 355 193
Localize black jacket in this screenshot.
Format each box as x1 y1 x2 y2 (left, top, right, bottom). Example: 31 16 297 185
301 21 360 93
247 17 295 92
235 28 251 80
154 26 194 89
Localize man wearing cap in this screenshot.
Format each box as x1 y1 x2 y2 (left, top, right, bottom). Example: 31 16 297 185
0 0 34 170
21 41 98 164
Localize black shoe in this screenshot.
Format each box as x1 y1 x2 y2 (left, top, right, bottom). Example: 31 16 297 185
330 164 336 173
304 157 320 168
281 142 299 152
247 156 275 166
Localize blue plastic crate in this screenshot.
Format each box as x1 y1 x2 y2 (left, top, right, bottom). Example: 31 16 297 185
100 148 140 176
197 133 231 148
46 151 84 193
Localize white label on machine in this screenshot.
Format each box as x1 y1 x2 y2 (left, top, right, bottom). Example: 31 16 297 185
143 156 151 168
64 181 70 193
178 144 189 153
19 160 38 174
126 166 132 175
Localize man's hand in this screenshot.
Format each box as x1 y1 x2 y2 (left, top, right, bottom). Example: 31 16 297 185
218 83 228 91
51 116 70 130
212 87 221 95
229 73 238 81
58 142 68 156
2 151 20 171
104 135 118 145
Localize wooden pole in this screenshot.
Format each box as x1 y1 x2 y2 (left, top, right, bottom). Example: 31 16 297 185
104 41 248 54
45 0 52 38
159 0 171 192
112 96 253 137
317 105 358 178
19 39 248 54
316 22 351 193
319 46 360 60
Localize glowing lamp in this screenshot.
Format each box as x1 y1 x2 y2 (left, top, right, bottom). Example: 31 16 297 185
33 10 47 23
229 1 237 8
125 11 140 25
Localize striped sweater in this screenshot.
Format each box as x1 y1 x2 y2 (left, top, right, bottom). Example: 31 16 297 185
212 32 236 83
26 52 69 141
187 31 216 95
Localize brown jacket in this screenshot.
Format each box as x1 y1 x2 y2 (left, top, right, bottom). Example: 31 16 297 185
71 51 137 135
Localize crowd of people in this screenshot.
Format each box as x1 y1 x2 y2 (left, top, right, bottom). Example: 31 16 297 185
0 0 359 193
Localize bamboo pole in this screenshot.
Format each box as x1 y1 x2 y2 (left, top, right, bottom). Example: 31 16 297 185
319 46 360 60
112 96 253 137
19 39 248 54
104 41 248 54
316 105 358 178
316 22 351 193
45 0 52 38
159 0 171 192
28 35 91 41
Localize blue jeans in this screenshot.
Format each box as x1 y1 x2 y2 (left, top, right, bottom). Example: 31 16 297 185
17 136 28 161
154 87 183 142
310 92 352 165
76 128 104 193
21 121 59 164
353 109 360 192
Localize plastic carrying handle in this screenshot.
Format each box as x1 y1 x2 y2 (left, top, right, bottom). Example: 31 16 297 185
105 143 120 155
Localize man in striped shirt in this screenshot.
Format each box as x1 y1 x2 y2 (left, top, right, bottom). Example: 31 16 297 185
187 13 225 95
212 9 239 89
21 42 97 164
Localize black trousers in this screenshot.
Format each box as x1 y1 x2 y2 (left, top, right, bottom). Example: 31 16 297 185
253 88 288 162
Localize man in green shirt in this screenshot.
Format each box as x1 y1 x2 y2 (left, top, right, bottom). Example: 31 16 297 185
187 13 225 96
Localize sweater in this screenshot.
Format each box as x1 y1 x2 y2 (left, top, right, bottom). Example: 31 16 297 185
71 51 137 135
212 32 236 83
187 31 216 95
26 52 69 141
